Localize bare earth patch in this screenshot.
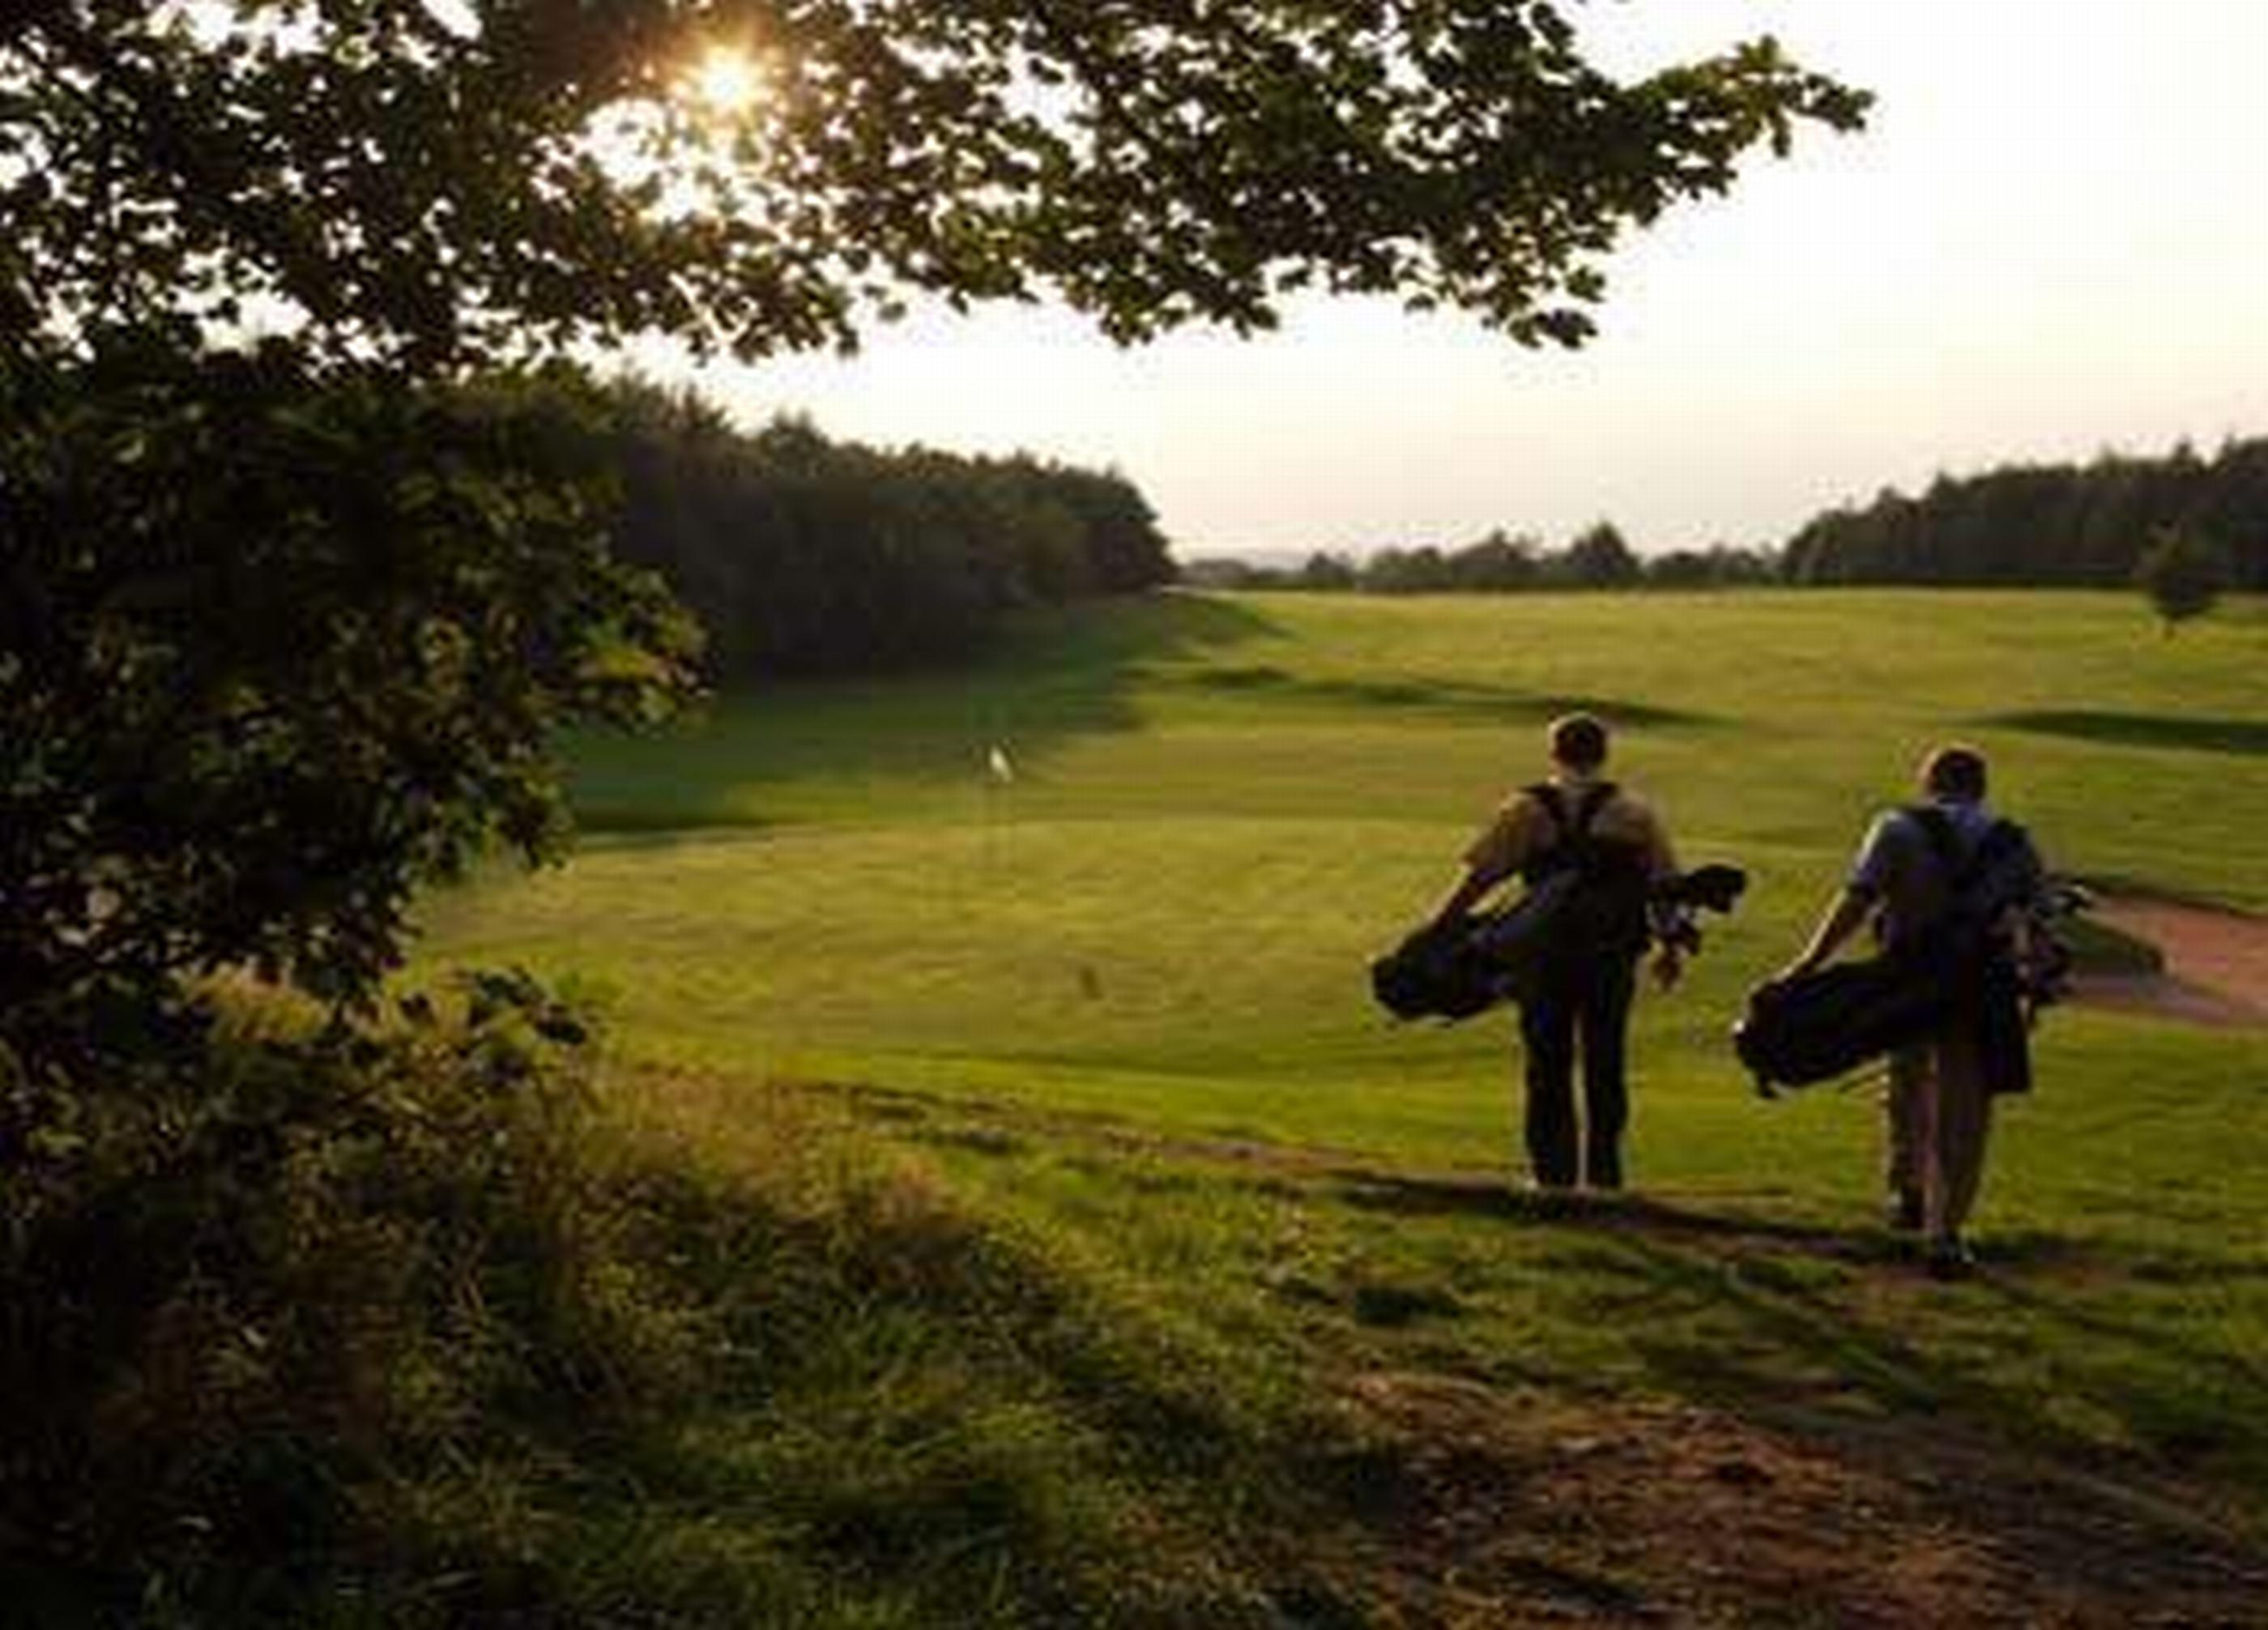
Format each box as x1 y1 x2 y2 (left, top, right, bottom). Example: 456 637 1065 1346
2070 894 2268 1027
1325 1371 2268 1628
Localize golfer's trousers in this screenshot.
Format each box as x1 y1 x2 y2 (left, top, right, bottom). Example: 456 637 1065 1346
1518 954 1638 1188
1886 1030 1993 1240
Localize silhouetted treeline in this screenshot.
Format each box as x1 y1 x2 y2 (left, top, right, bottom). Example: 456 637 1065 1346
1182 523 1776 595
1783 439 2268 588
605 381 1174 677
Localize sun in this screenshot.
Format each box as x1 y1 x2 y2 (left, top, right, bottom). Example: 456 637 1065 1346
686 44 764 117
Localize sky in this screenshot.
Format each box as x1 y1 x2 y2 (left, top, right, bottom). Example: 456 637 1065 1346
627 2 2268 561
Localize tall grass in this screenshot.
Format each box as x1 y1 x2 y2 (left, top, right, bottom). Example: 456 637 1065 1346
4 979 1409 1625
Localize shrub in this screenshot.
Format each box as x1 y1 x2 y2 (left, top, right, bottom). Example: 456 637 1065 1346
2134 524 2232 634
0 972 695 1619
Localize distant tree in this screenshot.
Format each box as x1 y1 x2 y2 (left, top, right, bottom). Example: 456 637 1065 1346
1563 520 1642 588
1646 548 1716 587
1363 545 1453 594
2134 526 2231 634
1780 438 2268 588
1449 529 1545 591
1178 557 1262 590
1051 467 1176 594
1297 552 1360 591
1701 544 1782 586
2196 438 2268 589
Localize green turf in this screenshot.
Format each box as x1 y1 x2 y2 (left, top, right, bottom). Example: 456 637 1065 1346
405 587 2268 1610
418 587 2267 1141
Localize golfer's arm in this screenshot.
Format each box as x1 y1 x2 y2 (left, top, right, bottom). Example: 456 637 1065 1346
1433 864 1506 926
1642 811 1684 945
1439 801 1530 924
1788 885 1874 976
1643 807 1680 883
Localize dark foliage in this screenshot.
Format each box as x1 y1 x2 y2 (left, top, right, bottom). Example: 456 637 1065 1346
0 338 700 1064
0 975 696 1621
2134 525 2232 632
1562 520 1642 587
1782 439 2268 588
603 382 1175 678
3 3 1867 366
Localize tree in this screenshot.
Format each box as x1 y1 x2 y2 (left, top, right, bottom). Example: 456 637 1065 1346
1778 440 2268 589
2134 525 2231 634
1 3 1868 1053
1450 529 1544 591
4 3 1869 368
1363 544 1452 594
1563 520 1642 588
0 339 702 1052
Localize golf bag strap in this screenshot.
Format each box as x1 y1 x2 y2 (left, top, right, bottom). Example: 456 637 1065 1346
1575 780 1618 835
1524 780 1618 849
1904 804 1963 876
1905 805 2021 895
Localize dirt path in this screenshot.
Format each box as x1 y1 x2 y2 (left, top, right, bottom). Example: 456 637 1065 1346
2070 893 2268 1026
1329 1370 2268 1628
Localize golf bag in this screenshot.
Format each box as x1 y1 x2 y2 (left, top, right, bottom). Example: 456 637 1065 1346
1371 863 1748 1023
1733 940 2037 1099
1735 812 2066 1097
1371 871 1581 1022
1733 953 1950 1093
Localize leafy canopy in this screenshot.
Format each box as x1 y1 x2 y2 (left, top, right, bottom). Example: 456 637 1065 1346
0 339 701 1040
3 1 1870 368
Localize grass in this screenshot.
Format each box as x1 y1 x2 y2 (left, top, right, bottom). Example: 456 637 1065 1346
421 587 2268 1128
399 587 2268 1621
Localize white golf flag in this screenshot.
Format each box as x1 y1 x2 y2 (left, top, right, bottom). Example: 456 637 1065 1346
987 743 1016 784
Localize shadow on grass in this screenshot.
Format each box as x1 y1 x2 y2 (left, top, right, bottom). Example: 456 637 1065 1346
1976 1267 2268 1397
2062 912 2167 976
1601 1215 2264 1547
748 1080 2268 1612
1539 1222 2268 1607
1170 664 1715 729
1325 1167 2268 1564
783 1080 2268 1556
568 591 1284 831
1982 708 2268 757
1333 1176 1886 1257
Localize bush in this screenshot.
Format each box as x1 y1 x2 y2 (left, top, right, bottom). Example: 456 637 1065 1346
0 972 696 1620
2134 524 2232 633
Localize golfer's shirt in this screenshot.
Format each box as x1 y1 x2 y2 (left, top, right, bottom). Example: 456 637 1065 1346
1462 775 1679 887
1848 798 1999 945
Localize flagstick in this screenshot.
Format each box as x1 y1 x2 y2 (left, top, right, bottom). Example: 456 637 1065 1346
983 740 1015 884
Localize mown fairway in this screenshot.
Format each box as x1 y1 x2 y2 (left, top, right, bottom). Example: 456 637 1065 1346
419 587 2268 1151
413 588 2268 1612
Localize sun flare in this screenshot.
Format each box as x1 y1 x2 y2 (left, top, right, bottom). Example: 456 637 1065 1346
686 44 764 117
